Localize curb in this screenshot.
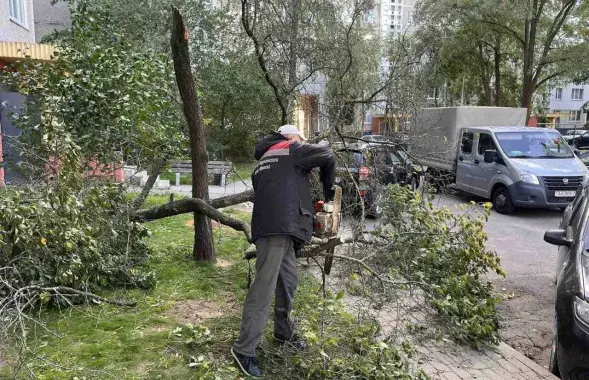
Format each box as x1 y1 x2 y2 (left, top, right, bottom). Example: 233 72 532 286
494 342 558 379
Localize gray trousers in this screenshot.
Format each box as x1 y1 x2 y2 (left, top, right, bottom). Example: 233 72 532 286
233 235 299 357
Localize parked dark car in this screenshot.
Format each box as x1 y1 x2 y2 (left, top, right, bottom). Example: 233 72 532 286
572 131 589 149
577 150 589 167
331 145 420 217
544 187 589 378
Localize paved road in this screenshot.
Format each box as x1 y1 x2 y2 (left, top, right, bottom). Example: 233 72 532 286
435 192 562 368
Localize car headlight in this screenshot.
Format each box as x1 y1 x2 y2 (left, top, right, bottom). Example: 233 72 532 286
574 296 589 326
520 170 540 185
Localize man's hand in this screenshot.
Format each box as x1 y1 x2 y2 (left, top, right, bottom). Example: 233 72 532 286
324 185 335 202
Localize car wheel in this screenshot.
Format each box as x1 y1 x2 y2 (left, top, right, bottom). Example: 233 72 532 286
492 186 515 214
549 316 561 377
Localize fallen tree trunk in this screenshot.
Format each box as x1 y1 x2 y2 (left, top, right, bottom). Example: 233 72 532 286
132 189 254 222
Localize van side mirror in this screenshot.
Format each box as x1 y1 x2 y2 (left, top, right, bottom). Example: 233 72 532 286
544 229 572 247
484 150 497 163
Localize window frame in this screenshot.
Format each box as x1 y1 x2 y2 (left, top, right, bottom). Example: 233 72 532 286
477 133 497 156
569 110 582 122
9 0 28 29
460 131 474 155
572 88 584 101
555 88 563 100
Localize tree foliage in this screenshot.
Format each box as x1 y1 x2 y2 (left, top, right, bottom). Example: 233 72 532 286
377 186 504 346
415 0 589 115
3 0 183 174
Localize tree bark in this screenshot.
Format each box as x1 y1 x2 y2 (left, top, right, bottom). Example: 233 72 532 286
171 7 215 262
493 35 502 107
521 1 539 123
131 158 165 210
132 189 255 222
477 43 492 106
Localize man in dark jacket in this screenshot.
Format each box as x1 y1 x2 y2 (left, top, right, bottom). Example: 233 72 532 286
232 125 335 377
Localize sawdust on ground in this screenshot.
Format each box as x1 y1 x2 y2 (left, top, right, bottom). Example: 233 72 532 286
216 258 233 268
166 295 237 325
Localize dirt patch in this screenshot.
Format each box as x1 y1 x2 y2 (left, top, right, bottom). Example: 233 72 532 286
216 258 233 268
166 296 236 325
495 288 554 369
135 361 153 375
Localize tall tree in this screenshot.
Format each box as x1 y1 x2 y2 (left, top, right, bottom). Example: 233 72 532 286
171 7 215 262
415 0 589 117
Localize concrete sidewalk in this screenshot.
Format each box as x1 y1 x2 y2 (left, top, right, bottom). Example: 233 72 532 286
321 260 557 380
419 340 556 379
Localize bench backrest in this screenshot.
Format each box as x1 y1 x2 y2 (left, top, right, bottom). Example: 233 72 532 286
170 160 233 174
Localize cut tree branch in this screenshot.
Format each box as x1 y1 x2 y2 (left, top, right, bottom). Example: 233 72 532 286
132 193 253 242
132 189 255 222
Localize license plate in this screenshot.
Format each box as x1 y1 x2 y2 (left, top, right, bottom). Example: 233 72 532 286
555 191 576 197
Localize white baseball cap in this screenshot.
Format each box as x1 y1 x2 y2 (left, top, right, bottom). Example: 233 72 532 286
277 124 307 140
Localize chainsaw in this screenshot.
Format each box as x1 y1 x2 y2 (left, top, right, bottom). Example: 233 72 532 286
312 185 343 275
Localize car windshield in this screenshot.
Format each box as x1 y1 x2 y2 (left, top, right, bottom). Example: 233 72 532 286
336 150 365 167
495 131 573 158
389 150 408 164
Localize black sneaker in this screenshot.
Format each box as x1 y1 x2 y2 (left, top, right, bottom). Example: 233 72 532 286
231 347 263 377
273 333 309 351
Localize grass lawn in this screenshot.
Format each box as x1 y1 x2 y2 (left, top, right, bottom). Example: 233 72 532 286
0 195 347 379
159 162 256 186
1 194 418 379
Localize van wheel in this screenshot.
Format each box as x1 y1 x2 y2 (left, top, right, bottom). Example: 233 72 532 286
492 186 515 214
549 317 561 377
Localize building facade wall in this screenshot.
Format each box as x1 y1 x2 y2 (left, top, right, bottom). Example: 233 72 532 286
549 83 589 126
33 0 71 42
374 0 416 37
0 0 35 42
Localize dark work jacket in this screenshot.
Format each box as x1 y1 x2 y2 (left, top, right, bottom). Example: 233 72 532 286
251 133 335 243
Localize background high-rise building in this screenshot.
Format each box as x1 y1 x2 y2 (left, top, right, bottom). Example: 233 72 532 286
373 0 416 37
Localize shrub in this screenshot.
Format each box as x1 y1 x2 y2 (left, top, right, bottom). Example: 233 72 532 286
0 183 153 301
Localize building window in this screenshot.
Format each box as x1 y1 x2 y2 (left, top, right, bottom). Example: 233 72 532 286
407 11 414 24
572 88 584 101
555 88 562 100
9 0 28 28
569 110 582 122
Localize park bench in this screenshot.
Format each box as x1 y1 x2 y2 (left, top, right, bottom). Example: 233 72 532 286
170 160 233 186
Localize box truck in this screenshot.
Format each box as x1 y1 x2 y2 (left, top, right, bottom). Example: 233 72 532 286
411 107 588 213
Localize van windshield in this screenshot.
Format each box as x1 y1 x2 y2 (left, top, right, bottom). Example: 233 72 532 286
495 131 574 159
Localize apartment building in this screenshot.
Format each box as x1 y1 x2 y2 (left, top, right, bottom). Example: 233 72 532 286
1 0 55 186
548 83 589 129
